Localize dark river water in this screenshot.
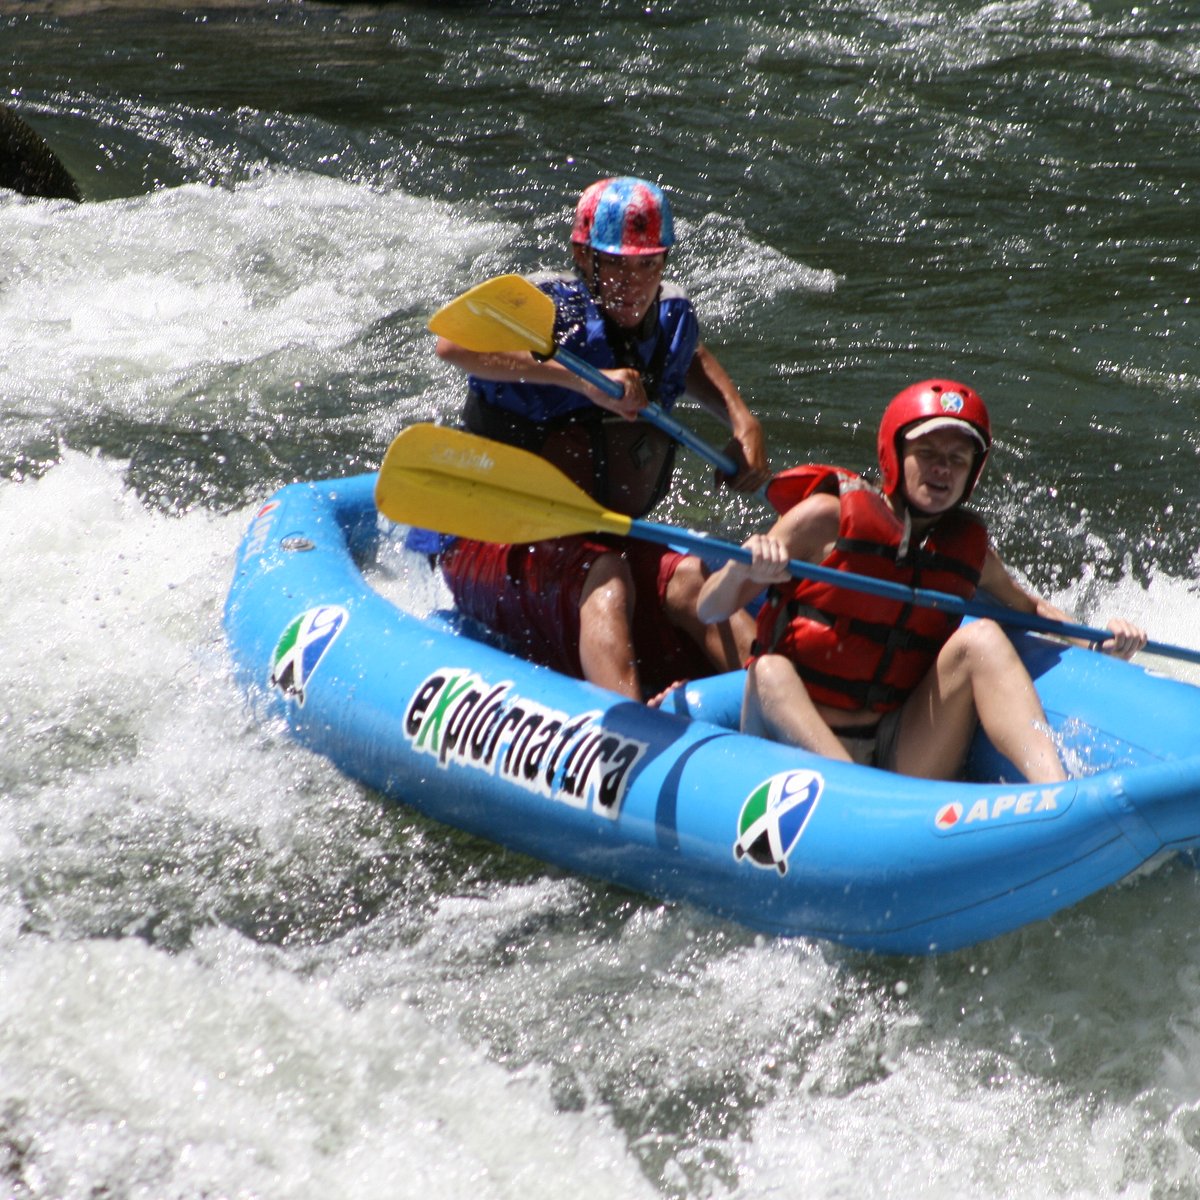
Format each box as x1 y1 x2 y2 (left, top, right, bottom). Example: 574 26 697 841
3 2 1200 1197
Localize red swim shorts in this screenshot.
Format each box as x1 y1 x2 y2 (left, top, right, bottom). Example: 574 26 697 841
440 534 713 695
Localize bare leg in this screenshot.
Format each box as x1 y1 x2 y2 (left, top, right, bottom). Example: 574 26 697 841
663 554 756 673
894 620 1066 783
578 551 640 699
743 655 853 761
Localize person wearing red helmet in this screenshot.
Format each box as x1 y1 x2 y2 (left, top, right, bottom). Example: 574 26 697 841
431 176 768 701
697 380 1146 782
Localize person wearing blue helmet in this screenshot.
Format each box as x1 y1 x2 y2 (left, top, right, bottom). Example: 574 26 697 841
431 175 769 701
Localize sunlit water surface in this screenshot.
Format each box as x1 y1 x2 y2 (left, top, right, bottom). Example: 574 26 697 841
3 2 1200 1196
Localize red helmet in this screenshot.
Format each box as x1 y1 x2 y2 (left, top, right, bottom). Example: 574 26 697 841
877 379 992 503
570 176 674 255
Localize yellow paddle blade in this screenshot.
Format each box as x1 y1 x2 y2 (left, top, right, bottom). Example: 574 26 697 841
427 274 556 356
375 424 634 545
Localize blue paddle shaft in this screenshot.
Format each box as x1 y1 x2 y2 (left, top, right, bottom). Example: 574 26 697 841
554 345 740 478
628 516 1200 666
550 338 1194 662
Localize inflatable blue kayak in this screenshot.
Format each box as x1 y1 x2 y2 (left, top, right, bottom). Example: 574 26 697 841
223 473 1200 955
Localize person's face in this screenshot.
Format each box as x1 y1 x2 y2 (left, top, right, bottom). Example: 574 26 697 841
901 428 977 515
589 250 666 329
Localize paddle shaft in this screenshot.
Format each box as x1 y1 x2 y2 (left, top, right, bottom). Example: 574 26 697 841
627 516 1200 664
429 274 746 481
554 346 740 478
377 424 1200 667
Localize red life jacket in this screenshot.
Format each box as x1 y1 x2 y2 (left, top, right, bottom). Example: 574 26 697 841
753 465 989 713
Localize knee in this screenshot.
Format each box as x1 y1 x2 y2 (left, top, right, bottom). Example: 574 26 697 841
581 552 635 615
944 619 1017 669
748 653 800 701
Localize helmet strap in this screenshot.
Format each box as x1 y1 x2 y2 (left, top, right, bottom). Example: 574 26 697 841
894 501 914 563
583 249 663 339
889 483 948 554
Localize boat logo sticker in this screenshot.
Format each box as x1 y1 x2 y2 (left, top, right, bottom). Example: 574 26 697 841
733 769 824 876
404 669 648 818
268 605 348 707
933 785 1069 834
241 500 280 560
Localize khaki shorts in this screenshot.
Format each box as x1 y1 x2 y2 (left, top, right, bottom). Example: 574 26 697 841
831 706 903 770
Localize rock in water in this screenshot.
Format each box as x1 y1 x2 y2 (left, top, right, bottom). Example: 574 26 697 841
0 103 82 201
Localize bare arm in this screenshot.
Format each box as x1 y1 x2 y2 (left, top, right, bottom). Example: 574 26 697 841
684 343 770 490
434 336 647 421
979 547 1147 659
698 493 840 624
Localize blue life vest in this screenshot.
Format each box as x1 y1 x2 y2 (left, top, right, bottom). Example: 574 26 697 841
467 271 699 421
407 270 700 553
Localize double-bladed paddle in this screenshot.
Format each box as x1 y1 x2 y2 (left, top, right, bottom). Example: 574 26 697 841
428 272 745 480
375 424 1200 666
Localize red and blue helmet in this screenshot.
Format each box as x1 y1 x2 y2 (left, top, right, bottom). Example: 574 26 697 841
571 178 614 244
570 176 675 256
877 379 992 502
